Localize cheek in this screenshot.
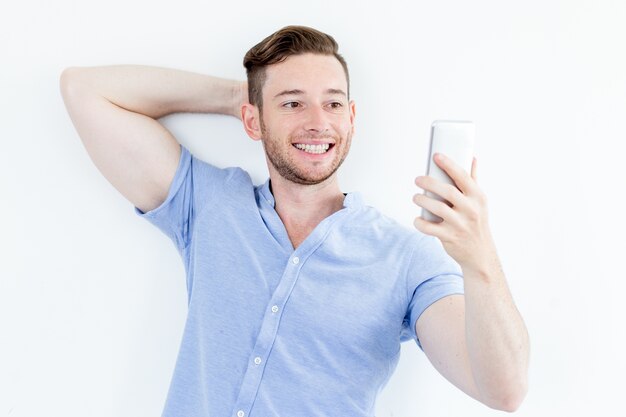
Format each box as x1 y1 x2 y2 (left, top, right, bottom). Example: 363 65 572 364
337 113 353 130
337 120 353 138
268 116 298 136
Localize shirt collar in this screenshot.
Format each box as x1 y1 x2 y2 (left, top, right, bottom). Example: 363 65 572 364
259 178 363 210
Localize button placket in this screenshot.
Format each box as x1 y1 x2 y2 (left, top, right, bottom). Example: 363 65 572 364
232 252 315 416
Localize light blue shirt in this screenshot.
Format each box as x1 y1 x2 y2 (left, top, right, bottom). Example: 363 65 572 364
135 144 464 417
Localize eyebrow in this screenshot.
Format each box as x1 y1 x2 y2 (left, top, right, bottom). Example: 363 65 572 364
273 88 347 100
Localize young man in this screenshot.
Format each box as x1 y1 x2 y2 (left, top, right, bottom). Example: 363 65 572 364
60 25 529 417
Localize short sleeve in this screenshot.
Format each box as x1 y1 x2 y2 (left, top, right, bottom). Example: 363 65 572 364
400 233 465 350
133 144 232 254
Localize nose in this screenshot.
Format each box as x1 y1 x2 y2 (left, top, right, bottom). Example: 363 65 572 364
304 105 329 134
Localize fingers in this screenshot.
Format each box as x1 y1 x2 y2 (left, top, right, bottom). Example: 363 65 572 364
413 211 454 242
413 193 455 218
414 175 468 210
413 215 441 236
433 153 477 196
412 193 464 236
471 157 478 182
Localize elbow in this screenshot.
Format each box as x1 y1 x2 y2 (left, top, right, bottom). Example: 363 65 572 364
60 67 75 88
59 66 87 99
495 395 525 413
487 380 528 413
60 67 77 94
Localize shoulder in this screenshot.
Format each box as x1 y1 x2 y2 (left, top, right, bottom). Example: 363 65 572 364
340 202 459 276
185 148 253 194
178 147 257 217
189 150 251 185
347 203 421 241
339 202 425 258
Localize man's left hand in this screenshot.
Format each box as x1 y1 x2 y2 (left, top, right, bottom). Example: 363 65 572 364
413 153 498 273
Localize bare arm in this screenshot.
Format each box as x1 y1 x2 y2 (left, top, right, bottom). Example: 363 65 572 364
413 155 529 411
416 267 529 412
59 65 246 213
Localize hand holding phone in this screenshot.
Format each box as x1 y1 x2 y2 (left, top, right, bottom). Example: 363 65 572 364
421 120 475 223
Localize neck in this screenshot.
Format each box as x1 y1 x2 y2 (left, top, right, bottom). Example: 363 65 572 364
268 172 346 232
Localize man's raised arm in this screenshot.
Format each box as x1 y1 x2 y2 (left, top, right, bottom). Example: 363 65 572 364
59 65 246 213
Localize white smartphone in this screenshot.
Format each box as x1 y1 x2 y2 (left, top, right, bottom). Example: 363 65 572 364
422 120 475 223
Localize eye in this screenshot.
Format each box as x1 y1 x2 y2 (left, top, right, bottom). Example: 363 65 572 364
329 102 343 109
283 101 301 108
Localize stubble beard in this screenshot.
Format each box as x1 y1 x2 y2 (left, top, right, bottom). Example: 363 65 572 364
260 116 352 186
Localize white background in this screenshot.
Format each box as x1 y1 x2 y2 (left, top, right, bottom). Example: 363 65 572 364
1 1 625 416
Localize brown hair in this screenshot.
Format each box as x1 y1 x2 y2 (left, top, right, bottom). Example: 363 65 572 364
243 25 350 113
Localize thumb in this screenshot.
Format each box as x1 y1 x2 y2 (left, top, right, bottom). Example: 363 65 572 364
471 157 478 182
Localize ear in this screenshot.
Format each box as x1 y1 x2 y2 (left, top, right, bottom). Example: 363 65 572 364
348 99 356 136
242 103 263 141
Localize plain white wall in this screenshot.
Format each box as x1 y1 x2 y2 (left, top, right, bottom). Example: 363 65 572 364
2 0 625 416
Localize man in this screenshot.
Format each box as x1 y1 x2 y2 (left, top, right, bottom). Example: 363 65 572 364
60 25 529 416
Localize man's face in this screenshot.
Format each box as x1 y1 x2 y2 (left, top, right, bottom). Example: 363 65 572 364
258 53 355 185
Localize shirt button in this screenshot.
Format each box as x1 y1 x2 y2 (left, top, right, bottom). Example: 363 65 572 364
237 411 245 417
292 256 300 264
271 305 279 313
254 356 262 365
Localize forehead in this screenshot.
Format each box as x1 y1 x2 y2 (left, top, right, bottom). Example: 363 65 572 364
263 53 347 97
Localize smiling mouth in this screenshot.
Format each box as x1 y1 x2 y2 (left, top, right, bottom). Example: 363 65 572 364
292 143 335 154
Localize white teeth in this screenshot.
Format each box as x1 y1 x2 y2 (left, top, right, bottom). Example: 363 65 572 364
293 143 331 154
